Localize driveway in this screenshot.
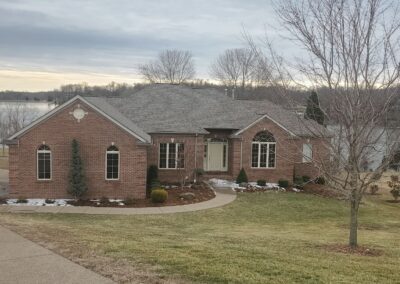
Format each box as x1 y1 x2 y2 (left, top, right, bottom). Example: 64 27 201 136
0 169 8 196
0 225 114 284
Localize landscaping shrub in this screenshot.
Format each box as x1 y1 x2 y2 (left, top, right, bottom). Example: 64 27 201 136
147 165 158 197
150 179 161 189
388 175 400 201
194 168 205 183
369 184 379 195
257 179 266 186
123 197 136 206
236 168 248 184
68 139 88 199
278 179 289 188
390 188 400 201
0 197 7 204
302 175 311 183
315 176 326 185
45 199 55 204
293 176 304 189
151 188 168 203
99 196 110 205
16 197 28 204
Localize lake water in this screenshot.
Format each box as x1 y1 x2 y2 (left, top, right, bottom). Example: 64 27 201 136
0 101 56 122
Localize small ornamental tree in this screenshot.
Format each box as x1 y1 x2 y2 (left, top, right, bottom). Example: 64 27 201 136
236 168 248 184
146 165 158 198
68 139 87 199
304 91 325 125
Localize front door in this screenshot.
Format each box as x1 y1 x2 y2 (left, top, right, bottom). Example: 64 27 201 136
206 142 228 171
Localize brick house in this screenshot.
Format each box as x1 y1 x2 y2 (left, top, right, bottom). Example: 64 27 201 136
6 84 329 199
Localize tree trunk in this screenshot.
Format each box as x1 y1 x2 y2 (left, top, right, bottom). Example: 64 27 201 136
349 197 358 248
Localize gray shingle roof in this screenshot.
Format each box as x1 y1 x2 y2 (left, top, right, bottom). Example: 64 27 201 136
84 97 151 142
88 84 328 137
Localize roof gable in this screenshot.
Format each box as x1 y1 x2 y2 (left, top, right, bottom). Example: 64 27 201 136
7 96 151 143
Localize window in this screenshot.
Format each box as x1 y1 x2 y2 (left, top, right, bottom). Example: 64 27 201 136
302 143 313 163
159 143 184 169
37 145 51 180
106 145 119 180
251 131 276 168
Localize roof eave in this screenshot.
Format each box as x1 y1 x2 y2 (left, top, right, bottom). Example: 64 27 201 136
7 95 151 144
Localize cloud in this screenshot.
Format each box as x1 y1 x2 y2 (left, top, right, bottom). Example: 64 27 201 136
0 0 294 90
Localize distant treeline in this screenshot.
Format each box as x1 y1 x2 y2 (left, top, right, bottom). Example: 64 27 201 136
0 81 311 105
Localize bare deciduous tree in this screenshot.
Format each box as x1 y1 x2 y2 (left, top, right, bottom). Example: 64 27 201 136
248 0 400 248
210 48 257 95
0 103 38 155
139 50 195 84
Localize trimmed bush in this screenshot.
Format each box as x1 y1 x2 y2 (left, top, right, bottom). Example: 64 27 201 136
315 176 326 185
302 175 311 183
236 168 248 184
150 179 161 189
293 176 304 189
369 184 379 195
45 199 55 204
123 197 136 206
151 188 168 203
390 188 400 201
16 197 28 204
194 168 205 182
278 179 289 188
257 179 267 186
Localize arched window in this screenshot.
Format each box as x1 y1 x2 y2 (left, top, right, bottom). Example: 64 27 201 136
37 145 51 180
251 131 276 168
106 145 119 180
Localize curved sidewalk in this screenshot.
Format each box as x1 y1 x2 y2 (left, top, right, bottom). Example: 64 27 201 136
0 188 236 215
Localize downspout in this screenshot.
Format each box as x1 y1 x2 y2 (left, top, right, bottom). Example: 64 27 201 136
240 138 243 169
194 133 198 182
194 133 198 169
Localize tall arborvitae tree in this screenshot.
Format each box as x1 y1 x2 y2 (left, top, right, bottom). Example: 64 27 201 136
304 91 324 125
68 139 87 199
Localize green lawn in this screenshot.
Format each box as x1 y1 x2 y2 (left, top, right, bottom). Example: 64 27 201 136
0 192 399 283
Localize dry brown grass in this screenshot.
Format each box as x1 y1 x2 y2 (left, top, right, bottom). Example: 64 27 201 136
0 191 399 283
3 221 187 284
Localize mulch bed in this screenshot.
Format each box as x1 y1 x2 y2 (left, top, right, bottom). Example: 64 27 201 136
301 183 345 199
67 183 215 208
322 244 383 256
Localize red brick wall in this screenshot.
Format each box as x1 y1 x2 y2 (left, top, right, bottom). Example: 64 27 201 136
238 117 296 182
8 100 147 199
147 134 205 184
233 118 329 183
293 137 330 179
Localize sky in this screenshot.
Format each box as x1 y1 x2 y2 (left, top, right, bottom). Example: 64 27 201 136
0 0 293 91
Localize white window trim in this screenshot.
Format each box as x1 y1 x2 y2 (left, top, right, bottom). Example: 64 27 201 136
302 143 313 163
37 148 52 181
105 149 120 180
251 142 276 169
159 143 184 169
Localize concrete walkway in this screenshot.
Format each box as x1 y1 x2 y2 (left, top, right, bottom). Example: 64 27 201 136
0 188 236 215
0 225 114 284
